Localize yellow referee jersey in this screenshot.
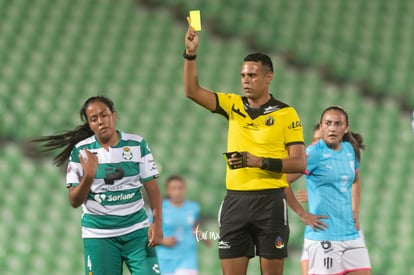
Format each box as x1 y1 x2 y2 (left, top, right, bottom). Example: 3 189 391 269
214 92 304 191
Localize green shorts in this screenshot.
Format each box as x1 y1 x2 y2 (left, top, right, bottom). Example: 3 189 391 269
83 227 160 275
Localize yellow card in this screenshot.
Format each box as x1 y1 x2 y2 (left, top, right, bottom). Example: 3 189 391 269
189 10 202 31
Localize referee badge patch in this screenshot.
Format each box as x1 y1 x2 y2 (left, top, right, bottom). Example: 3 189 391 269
265 116 274 126
274 236 285 249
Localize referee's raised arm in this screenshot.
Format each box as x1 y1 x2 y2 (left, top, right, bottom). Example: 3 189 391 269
183 17 216 111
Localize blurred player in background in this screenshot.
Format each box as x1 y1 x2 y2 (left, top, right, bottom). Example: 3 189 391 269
33 95 163 275
310 123 322 145
155 174 211 275
285 106 371 275
184 19 306 275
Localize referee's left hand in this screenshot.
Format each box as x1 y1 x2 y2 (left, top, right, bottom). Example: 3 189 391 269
228 152 262 168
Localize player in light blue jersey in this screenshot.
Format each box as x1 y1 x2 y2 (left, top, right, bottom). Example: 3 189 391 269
154 175 211 275
33 96 163 275
287 123 368 275
285 106 371 275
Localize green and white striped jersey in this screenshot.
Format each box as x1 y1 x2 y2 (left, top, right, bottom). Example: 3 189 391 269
66 131 159 238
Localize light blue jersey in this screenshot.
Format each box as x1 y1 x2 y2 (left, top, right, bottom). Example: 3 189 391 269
304 140 360 241
156 199 200 274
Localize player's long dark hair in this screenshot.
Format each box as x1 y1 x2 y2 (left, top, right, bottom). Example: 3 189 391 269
32 96 115 167
320 106 365 161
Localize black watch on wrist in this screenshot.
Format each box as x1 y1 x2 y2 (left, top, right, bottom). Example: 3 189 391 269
183 49 197 60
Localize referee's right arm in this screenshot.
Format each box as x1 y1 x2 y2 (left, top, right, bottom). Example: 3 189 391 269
184 18 216 111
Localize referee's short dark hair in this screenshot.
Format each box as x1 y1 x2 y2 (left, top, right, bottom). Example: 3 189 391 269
244 53 273 73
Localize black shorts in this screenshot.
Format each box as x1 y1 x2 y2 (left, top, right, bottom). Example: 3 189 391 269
218 189 289 259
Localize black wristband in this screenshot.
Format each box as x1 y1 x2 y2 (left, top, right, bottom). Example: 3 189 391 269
183 49 197 60
261 158 283 173
241 152 247 168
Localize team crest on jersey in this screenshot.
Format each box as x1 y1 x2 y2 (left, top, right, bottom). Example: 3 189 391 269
274 236 285 249
122 147 133 160
265 116 274 126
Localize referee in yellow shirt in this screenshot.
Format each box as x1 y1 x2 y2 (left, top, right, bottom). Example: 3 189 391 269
183 19 306 275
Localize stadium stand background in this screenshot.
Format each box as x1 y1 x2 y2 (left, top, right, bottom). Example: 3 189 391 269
0 0 413 274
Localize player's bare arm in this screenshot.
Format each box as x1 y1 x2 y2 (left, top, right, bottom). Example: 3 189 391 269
144 179 163 246
285 186 328 231
352 174 361 230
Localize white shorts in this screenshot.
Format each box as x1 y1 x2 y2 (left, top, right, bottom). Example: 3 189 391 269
300 229 367 263
303 237 371 275
300 245 308 263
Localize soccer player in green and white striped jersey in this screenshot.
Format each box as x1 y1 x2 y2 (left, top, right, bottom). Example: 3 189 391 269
34 96 163 275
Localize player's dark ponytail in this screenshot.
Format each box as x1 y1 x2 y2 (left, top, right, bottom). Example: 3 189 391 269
344 131 364 161
32 96 115 167
33 123 93 166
